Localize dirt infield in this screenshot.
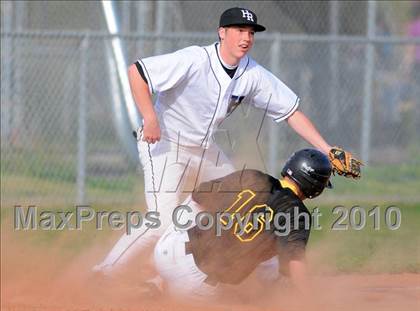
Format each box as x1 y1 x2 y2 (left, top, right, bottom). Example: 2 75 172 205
2 216 419 311
3 273 419 311
2 241 419 311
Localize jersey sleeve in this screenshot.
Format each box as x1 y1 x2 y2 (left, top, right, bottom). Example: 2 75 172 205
283 218 310 261
267 190 311 265
135 46 201 94
251 65 300 122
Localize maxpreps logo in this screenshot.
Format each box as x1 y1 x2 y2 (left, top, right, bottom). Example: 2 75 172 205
226 95 245 116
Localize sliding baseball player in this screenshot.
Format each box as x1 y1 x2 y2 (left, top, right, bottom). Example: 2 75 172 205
154 149 332 300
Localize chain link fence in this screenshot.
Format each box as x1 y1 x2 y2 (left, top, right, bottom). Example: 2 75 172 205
1 1 420 207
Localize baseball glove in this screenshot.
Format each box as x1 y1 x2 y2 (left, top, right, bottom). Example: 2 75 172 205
328 147 362 179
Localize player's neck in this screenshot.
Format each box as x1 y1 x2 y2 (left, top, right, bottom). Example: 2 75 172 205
280 178 306 200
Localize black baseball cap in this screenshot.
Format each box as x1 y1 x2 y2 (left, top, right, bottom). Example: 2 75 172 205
219 7 266 32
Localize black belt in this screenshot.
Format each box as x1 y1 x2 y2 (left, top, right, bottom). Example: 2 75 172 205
184 240 219 287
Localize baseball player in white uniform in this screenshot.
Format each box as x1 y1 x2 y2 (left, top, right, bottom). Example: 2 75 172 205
93 7 334 281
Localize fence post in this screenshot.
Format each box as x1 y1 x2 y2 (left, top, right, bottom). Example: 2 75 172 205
361 1 376 164
136 1 153 55
328 0 339 130
77 34 89 205
14 1 25 124
268 35 281 175
155 1 167 54
2 1 12 142
121 1 131 33
101 0 141 163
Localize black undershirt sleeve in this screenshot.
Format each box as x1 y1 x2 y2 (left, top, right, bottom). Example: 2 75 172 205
267 189 311 276
135 61 148 85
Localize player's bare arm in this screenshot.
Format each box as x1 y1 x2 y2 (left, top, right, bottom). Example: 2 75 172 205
286 109 331 154
128 64 161 144
287 110 362 178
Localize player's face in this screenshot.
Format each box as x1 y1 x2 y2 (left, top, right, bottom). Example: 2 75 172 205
219 26 255 64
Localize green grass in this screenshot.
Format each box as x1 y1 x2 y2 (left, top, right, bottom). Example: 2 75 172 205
2 147 420 205
313 160 420 204
1 173 142 206
1 147 140 205
1 204 138 263
2 164 420 208
326 163 420 196
307 203 420 273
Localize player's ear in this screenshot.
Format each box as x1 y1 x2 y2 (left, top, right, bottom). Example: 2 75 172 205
218 27 226 41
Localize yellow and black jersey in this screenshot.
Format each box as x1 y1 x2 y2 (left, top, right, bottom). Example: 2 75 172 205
188 169 311 285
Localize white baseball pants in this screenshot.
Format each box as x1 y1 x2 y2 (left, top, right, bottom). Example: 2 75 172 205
93 138 235 273
154 225 219 300
153 225 280 301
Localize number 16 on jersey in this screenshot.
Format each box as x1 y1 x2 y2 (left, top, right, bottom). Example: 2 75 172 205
220 189 274 242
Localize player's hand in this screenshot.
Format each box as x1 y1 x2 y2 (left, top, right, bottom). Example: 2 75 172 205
142 117 161 144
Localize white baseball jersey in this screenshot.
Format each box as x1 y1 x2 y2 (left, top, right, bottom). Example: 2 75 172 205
137 42 299 147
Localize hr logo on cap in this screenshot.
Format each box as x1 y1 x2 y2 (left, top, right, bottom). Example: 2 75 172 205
241 10 254 22
220 7 265 32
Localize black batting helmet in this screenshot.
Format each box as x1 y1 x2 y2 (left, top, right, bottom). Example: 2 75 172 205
281 149 333 199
